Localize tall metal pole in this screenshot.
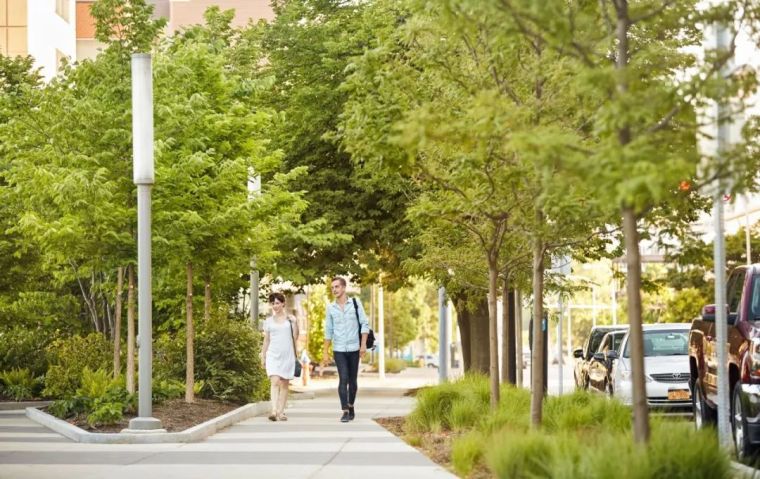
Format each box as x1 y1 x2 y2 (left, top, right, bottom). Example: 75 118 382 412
378 284 386 380
250 259 259 329
127 54 163 432
557 295 563 395
745 196 752 265
515 291 523 387
611 274 618 325
438 287 449 383
592 286 597 327
713 20 731 450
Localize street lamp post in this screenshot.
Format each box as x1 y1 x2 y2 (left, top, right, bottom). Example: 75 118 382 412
126 53 164 433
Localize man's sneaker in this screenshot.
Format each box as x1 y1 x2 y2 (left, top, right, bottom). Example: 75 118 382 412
348 406 355 421
340 410 350 423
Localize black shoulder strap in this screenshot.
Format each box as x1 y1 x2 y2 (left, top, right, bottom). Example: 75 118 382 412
353 298 361 333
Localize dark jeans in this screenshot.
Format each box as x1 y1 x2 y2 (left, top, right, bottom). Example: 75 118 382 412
333 350 360 410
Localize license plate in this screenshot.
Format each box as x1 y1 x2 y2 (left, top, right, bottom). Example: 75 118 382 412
668 389 690 401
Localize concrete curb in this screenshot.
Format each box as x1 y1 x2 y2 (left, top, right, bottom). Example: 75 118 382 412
26 401 271 444
0 400 52 411
732 461 760 478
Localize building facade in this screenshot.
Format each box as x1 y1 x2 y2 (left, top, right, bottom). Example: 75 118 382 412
7 0 274 80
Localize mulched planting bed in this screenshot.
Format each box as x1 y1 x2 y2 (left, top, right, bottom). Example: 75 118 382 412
375 416 492 479
65 398 243 433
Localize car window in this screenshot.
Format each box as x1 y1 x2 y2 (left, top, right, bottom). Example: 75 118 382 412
598 335 610 353
751 275 760 321
728 270 746 318
623 330 688 357
611 333 625 352
588 331 606 357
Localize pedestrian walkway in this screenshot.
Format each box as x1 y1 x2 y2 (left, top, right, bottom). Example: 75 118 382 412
0 389 454 479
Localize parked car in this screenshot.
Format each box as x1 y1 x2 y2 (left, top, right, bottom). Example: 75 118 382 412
613 323 692 413
573 325 627 390
689 264 760 458
588 328 628 395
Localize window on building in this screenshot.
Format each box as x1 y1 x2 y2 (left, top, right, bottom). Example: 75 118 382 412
0 0 27 57
56 0 69 22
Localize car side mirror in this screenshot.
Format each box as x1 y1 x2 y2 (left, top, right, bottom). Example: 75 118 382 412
573 348 584 359
606 350 618 360
593 352 605 361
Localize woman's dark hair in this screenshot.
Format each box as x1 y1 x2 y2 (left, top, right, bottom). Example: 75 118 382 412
268 292 286 304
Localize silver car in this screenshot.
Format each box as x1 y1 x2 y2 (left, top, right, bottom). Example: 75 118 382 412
612 323 692 412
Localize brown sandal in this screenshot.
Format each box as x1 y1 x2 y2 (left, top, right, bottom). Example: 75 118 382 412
268 413 278 421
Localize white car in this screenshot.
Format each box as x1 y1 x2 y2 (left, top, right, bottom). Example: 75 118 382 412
612 323 692 411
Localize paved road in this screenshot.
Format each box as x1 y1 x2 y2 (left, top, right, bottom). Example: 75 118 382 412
0 391 454 479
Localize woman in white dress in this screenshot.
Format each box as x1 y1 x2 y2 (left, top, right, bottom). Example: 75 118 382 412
260 292 299 421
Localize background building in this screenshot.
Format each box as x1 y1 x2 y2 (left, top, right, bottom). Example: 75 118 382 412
6 0 274 80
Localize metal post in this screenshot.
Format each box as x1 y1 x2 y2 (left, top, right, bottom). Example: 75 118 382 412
515 291 523 388
438 287 449 383
126 54 163 432
592 286 597 327
745 196 752 265
566 304 572 363
250 259 259 329
378 284 385 380
557 295 563 395
713 20 731 450
611 274 618 325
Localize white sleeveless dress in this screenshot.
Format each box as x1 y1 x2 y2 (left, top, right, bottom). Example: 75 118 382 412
264 316 296 380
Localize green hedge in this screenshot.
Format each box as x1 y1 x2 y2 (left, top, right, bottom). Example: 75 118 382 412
0 326 57 377
155 318 267 403
43 333 112 398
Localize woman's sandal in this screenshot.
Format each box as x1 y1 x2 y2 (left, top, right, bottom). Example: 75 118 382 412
268 413 278 422
277 414 288 421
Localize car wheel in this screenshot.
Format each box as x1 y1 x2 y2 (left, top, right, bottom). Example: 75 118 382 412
733 381 756 460
693 380 716 430
606 380 614 397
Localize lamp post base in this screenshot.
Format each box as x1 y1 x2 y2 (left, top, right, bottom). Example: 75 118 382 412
123 416 165 433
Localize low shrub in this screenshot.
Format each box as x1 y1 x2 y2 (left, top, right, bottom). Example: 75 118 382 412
48 368 135 427
451 431 487 477
0 368 42 401
194 318 266 403
543 390 631 434
385 357 407 374
407 374 490 433
43 333 112 398
0 326 56 377
153 379 185 403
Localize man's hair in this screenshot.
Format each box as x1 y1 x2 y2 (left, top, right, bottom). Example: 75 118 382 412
331 277 347 287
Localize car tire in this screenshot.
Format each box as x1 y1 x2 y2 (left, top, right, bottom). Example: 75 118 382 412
693 380 716 430
733 381 756 460
606 380 614 397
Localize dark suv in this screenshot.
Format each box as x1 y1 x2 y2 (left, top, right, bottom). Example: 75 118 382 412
574 325 627 390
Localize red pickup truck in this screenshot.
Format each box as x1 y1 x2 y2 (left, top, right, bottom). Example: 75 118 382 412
689 264 760 458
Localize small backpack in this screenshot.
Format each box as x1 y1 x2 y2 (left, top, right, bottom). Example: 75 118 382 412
352 298 376 349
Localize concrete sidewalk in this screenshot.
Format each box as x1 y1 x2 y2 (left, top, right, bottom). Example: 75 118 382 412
0 387 455 479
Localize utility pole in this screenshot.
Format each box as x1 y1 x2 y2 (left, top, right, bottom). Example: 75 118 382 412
557 295 563 395
712 18 731 450
250 259 259 329
438 287 449 383
745 195 752 265
378 284 386 380
126 54 163 433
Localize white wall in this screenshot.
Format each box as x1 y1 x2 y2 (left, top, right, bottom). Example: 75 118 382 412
27 0 76 80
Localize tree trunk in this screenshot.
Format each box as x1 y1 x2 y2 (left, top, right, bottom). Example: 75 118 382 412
623 207 649 442
204 276 211 322
530 231 546 427
488 258 501 409
126 265 136 394
502 276 516 385
113 267 123 379
186 262 195 403
614 0 649 444
455 295 472 371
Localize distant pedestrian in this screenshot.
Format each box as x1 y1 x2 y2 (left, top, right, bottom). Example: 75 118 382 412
322 277 370 422
261 292 299 421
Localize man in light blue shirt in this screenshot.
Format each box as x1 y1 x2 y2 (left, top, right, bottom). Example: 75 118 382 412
322 277 369 422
